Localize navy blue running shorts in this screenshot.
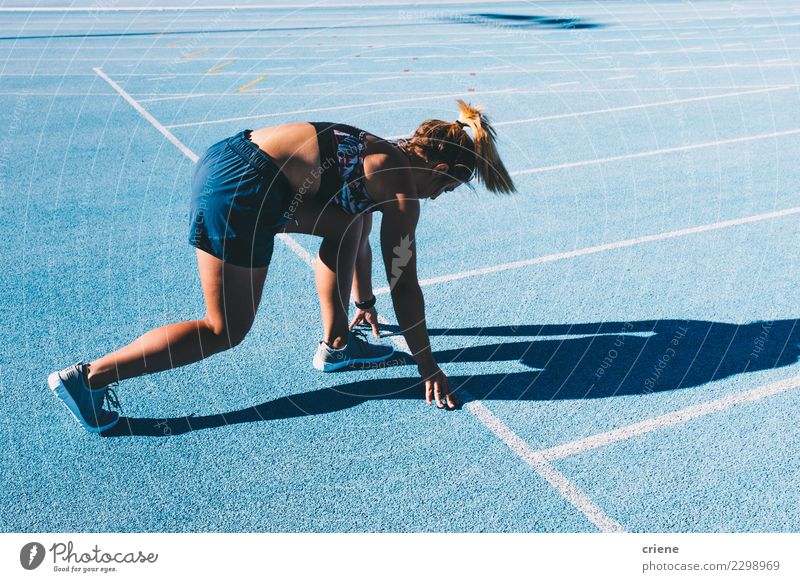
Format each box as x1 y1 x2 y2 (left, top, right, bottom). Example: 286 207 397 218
188 130 291 268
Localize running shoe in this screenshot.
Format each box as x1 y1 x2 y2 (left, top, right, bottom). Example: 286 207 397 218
48 362 122 433
312 330 394 372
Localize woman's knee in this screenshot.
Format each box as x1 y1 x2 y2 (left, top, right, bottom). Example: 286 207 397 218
202 314 252 349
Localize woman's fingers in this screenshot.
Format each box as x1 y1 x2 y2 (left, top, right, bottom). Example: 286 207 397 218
350 308 380 336
369 320 380 337
445 391 459 409
348 312 363 330
433 381 443 408
438 377 456 409
423 371 457 410
365 311 381 337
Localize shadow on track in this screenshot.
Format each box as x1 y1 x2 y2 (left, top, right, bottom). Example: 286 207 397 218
104 318 799 437
445 13 603 31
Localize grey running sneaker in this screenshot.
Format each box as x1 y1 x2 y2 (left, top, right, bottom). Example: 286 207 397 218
48 362 122 433
312 330 395 372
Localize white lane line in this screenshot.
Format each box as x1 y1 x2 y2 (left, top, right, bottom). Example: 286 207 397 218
377 315 622 531
540 374 800 461
94 67 312 265
162 84 796 143
0 0 535 11
14 63 800 79
548 81 579 88
467 400 625 532
12 47 800 61
494 85 795 128
275 233 315 267
138 93 209 103
5 33 799 51
94 67 198 163
0 86 789 99
373 206 800 295
164 88 516 129
511 127 800 177
368 76 412 82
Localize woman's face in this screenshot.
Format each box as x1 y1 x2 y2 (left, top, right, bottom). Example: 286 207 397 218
423 163 464 200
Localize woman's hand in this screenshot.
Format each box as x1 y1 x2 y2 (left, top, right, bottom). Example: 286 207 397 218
349 306 381 337
420 366 458 410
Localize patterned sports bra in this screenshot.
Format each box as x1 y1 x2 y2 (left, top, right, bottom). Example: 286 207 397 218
311 122 379 215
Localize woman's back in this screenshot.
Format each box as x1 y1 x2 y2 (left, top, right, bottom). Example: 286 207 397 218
250 122 405 212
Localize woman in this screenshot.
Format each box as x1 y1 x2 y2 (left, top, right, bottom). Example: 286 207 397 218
48 100 516 433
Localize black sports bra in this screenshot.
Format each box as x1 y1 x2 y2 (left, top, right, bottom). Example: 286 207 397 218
311 122 379 215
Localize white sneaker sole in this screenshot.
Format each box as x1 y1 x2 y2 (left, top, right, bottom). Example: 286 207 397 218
313 346 395 372
48 371 119 433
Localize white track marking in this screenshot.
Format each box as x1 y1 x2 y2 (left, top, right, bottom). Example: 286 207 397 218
511 128 800 177
5 33 800 51
165 88 515 128
467 400 625 532
0 6 791 20
9 47 800 60
16 63 800 78
275 233 314 267
0 1 528 11
94 67 312 265
376 314 622 531
138 93 209 103
494 86 796 128
373 206 800 295
0 86 789 99
94 67 198 162
540 374 800 461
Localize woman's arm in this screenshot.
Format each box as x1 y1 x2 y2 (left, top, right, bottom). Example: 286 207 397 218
349 214 381 337
379 197 457 409
351 213 373 304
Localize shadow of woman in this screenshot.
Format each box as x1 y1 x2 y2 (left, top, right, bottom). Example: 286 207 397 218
103 318 799 437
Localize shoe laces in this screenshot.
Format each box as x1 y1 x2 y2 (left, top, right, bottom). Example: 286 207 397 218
350 328 368 343
350 328 373 352
102 383 124 414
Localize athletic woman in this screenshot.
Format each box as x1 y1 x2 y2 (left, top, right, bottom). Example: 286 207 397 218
48 100 516 433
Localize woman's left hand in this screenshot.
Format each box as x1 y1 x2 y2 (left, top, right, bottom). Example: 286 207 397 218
349 307 381 337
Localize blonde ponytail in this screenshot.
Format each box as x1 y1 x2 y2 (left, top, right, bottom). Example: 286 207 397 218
457 100 516 194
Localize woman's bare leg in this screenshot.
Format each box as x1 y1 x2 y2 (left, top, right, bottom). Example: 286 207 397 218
283 198 363 349
315 224 362 347
86 249 268 388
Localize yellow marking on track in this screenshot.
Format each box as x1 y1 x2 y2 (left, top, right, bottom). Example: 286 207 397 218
181 47 210 60
207 59 236 74
237 75 266 92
